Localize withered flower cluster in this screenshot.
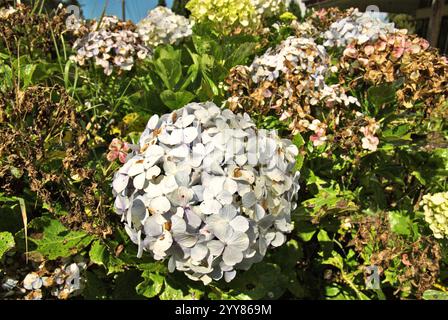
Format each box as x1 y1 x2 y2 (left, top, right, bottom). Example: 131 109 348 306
226 36 363 150
0 3 68 57
349 213 441 298
339 33 448 116
0 85 111 236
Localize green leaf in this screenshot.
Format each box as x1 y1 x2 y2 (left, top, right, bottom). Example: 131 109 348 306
20 64 37 88
114 270 145 300
159 275 203 300
231 262 289 299
292 133 305 148
136 271 164 298
153 58 182 90
160 90 195 110
423 290 448 300
89 240 109 267
24 216 93 260
367 83 396 108
225 42 257 68
89 240 128 275
388 211 412 236
0 232 15 259
82 270 109 300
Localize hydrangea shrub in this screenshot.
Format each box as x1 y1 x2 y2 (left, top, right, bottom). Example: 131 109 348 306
137 6 193 48
111 102 300 284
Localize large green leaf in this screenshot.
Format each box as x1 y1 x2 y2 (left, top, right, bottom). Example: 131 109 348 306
136 271 164 298
153 58 182 90
160 90 195 110
23 216 93 260
0 232 15 259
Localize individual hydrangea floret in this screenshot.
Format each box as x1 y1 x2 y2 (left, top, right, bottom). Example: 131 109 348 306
420 192 448 239
137 6 193 48
323 9 398 48
70 16 150 75
111 102 300 284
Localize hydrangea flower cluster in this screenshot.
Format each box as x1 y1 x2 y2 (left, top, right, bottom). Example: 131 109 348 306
339 33 447 112
250 0 291 19
421 192 448 240
226 36 359 135
111 102 300 284
2 260 86 300
186 0 260 34
323 9 398 48
70 16 150 75
0 6 16 19
137 6 193 48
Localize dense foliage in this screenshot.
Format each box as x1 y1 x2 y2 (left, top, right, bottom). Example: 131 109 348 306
0 1 447 300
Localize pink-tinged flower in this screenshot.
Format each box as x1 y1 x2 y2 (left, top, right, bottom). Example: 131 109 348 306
343 46 358 58
309 119 327 147
364 45 375 56
391 45 405 59
361 135 379 152
107 138 130 163
375 40 387 52
359 121 380 152
315 9 328 20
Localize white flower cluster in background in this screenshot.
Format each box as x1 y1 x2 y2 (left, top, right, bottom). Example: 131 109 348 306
250 0 291 19
248 36 359 106
323 9 398 47
1 260 86 300
420 192 448 239
137 6 193 48
70 16 150 75
111 102 300 284
0 6 17 19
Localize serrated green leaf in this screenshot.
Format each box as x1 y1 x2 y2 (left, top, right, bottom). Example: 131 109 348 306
24 216 93 260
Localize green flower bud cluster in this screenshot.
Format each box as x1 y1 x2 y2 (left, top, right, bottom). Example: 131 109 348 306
421 192 448 239
186 0 260 33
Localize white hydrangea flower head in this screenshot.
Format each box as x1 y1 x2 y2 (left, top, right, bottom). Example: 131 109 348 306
248 36 359 107
250 0 291 19
112 102 300 284
323 9 398 48
137 6 193 48
420 192 448 239
70 16 150 75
